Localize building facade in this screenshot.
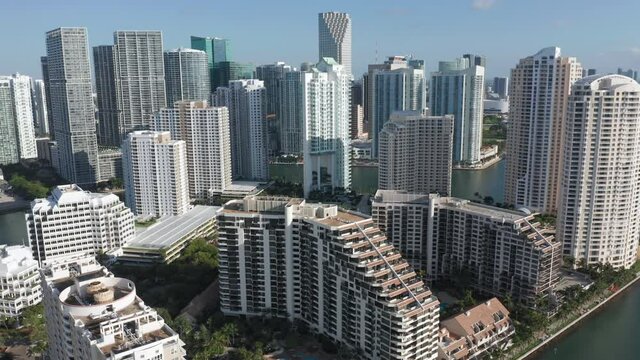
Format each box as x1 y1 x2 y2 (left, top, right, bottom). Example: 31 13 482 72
26 184 135 265
505 47 582 213
154 101 232 199
278 70 307 155
217 196 440 360
430 57 485 165
46 27 99 184
8 74 37 159
122 131 190 217
557 75 640 269
211 61 255 89
318 12 352 75
378 111 453 196
97 147 123 182
31 79 49 136
0 245 42 317
40 56 54 140
41 255 185 360
93 45 121 146
164 48 210 106
190 35 232 91
0 77 19 165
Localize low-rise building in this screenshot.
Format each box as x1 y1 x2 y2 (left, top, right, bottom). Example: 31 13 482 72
41 255 186 359
97 147 123 182
0 245 41 317
438 298 514 360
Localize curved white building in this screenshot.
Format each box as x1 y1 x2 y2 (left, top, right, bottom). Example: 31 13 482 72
0 245 41 317
558 74 640 269
164 48 210 106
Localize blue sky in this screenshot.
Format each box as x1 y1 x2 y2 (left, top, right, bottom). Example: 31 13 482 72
3 0 640 79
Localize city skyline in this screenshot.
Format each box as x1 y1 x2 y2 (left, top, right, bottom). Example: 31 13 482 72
2 1 640 80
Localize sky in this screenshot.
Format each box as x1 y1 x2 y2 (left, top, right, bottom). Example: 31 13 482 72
2 0 640 80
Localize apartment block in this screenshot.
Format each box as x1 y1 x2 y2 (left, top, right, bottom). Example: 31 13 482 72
0 245 42 317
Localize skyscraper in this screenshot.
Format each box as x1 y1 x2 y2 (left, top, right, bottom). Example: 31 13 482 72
190 35 232 91
45 27 98 184
302 58 351 196
318 12 352 75
154 101 232 200
505 47 582 213
2 74 37 159
378 111 453 195
113 31 166 136
255 61 294 115
0 78 19 165
122 131 190 217
279 71 307 155
211 61 255 89
164 48 210 106
430 56 485 165
31 79 49 136
93 45 120 146
493 76 509 99
367 56 426 157
558 75 640 269
350 80 365 138
214 79 269 181
40 56 54 139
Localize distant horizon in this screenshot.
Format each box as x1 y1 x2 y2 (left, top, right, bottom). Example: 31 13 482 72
2 0 640 80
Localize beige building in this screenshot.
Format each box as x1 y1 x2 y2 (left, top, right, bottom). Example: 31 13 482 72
505 47 582 213
378 111 453 196
558 75 640 269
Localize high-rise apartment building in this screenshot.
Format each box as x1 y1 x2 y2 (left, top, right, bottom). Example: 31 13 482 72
214 79 268 181
31 79 49 136
0 78 19 165
154 101 232 199
430 57 485 165
0 245 42 317
46 27 99 184
93 45 121 146
318 12 352 75
278 71 307 155
217 196 440 360
164 48 210 106
41 255 185 360
113 31 166 136
493 77 509 99
302 58 351 196
505 47 582 213
256 62 294 116
558 75 640 269
190 35 232 91
1 74 37 159
122 131 190 217
40 56 54 139
372 190 562 304
367 56 426 156
378 111 453 196
26 184 135 265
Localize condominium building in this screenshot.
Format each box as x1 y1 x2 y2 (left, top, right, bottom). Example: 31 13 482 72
26 184 135 266
214 80 268 181
46 27 99 184
278 70 307 155
0 77 19 165
190 35 232 91
505 47 582 213
318 12 352 75
113 31 166 135
93 45 121 146
41 255 185 360
122 131 190 217
164 48 210 106
372 190 562 304
32 79 49 136
0 74 38 160
367 56 426 156
256 62 295 116
0 245 42 317
154 101 232 199
217 196 440 360
302 58 351 196
558 75 640 269
430 57 485 165
378 111 453 196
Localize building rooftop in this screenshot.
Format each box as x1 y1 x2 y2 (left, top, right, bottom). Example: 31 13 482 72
435 197 529 222
30 184 122 212
441 298 511 339
0 245 37 277
128 205 218 250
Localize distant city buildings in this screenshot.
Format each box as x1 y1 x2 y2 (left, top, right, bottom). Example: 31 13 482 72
256 61 295 155
214 79 269 181
39 56 54 139
318 12 352 75
582 68 597 78
367 56 426 156
41 255 186 360
26 184 135 265
31 79 49 136
350 81 365 139
505 47 582 213
122 131 190 217
493 76 509 99
0 77 20 165
7 74 37 159
217 196 440 359
430 56 485 165
0 245 42 317
164 48 210 106
378 111 453 196
190 35 232 91
617 67 638 81
558 75 640 269
46 27 99 184
302 58 351 196
154 101 232 199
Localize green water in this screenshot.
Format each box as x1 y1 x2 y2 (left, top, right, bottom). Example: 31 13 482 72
0 210 28 246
